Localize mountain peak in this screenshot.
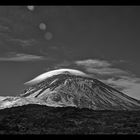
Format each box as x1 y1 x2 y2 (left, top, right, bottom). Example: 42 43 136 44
24 69 90 86
20 70 140 110
1 69 140 110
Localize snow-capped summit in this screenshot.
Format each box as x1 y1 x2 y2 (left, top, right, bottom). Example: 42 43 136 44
20 69 140 110
24 69 90 85
1 68 140 110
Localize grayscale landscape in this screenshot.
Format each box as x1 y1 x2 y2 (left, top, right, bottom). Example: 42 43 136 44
0 6 140 135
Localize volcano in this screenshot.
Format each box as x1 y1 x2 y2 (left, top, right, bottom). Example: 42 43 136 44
0 69 140 110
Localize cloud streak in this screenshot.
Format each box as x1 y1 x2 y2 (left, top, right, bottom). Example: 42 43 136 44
75 59 129 77
76 59 111 68
9 38 36 47
0 25 9 32
0 53 46 62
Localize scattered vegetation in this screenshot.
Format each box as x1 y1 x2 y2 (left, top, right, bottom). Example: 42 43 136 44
0 104 140 134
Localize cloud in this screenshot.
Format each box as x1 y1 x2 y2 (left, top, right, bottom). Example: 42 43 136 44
85 67 128 76
0 53 45 62
102 76 140 100
75 59 140 99
76 59 111 68
0 25 9 32
75 59 129 76
9 38 36 47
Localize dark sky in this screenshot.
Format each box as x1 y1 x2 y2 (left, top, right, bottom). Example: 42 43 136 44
0 6 140 99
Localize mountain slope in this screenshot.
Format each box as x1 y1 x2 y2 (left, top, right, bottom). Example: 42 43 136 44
0 69 140 110
20 69 140 110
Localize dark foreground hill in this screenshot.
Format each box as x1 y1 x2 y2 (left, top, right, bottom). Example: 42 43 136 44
0 104 140 134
